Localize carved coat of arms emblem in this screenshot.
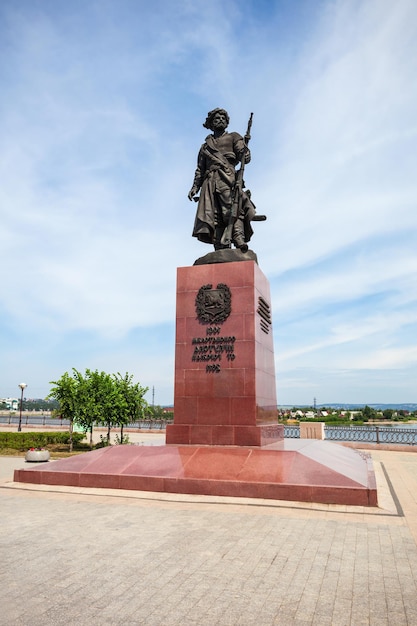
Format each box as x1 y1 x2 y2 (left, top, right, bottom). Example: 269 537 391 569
195 283 231 324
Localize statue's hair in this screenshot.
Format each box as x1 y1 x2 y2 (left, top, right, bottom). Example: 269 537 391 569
203 108 230 130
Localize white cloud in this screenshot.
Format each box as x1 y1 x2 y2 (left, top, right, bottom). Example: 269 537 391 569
257 0 417 276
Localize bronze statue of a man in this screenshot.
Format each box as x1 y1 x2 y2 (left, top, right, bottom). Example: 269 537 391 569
188 108 257 252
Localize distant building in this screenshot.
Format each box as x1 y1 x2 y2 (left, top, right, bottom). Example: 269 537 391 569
1 397 18 410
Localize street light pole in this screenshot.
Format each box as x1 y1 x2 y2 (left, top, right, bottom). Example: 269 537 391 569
17 383 27 432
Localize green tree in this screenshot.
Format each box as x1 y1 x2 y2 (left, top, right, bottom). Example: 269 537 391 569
82 370 119 445
22 399 59 411
70 369 96 447
113 373 148 442
361 405 377 421
49 368 149 448
382 408 394 420
146 404 166 420
48 372 79 452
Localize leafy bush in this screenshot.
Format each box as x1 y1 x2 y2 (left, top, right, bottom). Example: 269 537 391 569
300 416 351 424
114 433 130 445
95 434 110 448
0 431 84 451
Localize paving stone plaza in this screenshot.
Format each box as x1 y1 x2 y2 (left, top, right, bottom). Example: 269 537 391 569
1 444 417 625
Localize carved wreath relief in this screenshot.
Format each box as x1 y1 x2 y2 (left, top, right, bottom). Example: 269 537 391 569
192 283 235 373
195 283 231 324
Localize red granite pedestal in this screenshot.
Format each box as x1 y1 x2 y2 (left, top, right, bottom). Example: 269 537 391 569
13 259 378 506
166 261 283 447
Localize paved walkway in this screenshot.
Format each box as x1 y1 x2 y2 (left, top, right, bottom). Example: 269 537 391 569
1 448 417 625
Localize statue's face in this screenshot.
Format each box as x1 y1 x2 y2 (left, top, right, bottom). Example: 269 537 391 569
212 111 228 131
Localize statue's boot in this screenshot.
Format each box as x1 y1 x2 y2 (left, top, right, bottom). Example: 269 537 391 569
233 235 249 253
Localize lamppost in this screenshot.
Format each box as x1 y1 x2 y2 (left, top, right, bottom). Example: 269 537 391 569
17 383 27 432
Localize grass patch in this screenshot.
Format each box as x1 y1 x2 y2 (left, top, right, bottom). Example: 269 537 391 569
0 431 87 457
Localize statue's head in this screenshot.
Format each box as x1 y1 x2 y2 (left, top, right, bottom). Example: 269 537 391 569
203 108 230 131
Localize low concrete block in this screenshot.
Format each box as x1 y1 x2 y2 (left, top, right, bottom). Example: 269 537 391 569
300 422 325 440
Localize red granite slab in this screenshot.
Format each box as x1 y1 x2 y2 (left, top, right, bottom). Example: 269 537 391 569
13 440 378 506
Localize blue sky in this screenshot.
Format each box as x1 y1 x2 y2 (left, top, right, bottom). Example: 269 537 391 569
1 0 416 406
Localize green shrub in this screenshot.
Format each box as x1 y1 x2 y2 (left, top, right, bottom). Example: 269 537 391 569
0 431 84 451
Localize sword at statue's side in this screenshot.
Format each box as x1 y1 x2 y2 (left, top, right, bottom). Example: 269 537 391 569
220 112 253 248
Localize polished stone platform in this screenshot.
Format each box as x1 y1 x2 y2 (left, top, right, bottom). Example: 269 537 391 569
13 439 377 506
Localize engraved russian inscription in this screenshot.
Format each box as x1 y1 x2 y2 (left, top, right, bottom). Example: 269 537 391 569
206 364 221 373
191 333 236 363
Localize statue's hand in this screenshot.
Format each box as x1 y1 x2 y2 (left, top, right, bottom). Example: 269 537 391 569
188 187 198 201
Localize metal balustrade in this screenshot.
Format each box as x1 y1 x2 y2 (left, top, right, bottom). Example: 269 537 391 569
0 415 69 427
0 415 172 430
325 425 417 445
284 425 300 438
2 415 417 444
284 424 417 445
